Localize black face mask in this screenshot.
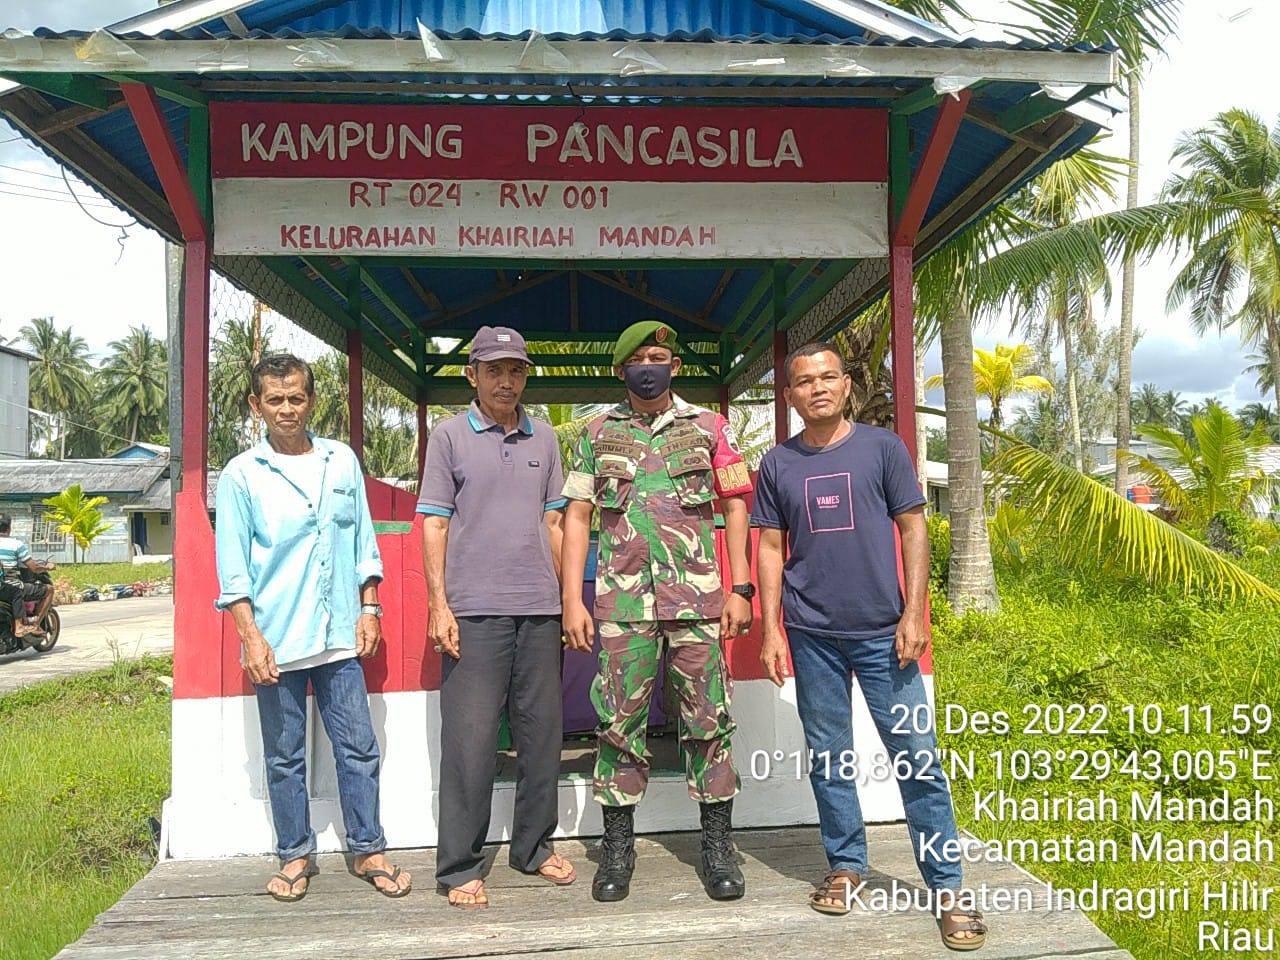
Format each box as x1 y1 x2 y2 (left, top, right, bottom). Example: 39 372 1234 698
623 363 673 401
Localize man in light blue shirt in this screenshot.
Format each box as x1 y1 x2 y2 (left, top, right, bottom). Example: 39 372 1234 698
215 354 412 903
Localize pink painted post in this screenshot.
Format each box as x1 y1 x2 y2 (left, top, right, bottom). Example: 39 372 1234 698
348 328 364 465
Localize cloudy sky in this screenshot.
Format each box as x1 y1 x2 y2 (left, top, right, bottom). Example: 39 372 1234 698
0 0 1274 414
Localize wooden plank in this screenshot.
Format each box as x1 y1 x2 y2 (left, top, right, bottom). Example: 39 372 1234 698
56 827 1132 960
580 271 721 333
0 88 178 239
399 267 444 314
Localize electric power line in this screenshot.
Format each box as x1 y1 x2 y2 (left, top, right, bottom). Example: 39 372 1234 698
0 161 91 182
0 178 118 206
59 164 138 232
0 395 161 452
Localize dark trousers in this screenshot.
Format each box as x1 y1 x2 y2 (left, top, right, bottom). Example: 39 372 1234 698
436 614 563 887
0 580 21 628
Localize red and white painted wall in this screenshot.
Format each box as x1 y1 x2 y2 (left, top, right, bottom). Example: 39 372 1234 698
163 476 930 860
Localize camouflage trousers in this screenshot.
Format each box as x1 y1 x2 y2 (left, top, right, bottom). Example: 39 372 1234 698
591 619 740 807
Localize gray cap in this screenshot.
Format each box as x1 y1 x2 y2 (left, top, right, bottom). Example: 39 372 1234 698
468 326 530 365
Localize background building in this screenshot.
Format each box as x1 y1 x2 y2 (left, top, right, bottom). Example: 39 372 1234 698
0 344 33 460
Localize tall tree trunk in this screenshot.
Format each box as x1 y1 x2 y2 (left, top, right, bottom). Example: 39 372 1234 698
1267 317 1280 414
916 344 929 503
941 297 1000 613
1063 322 1085 472
1116 72 1140 493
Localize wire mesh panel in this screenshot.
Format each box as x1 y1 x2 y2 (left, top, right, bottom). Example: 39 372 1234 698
208 270 422 482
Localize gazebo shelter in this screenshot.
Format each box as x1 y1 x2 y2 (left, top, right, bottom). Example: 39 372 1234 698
1 0 1114 861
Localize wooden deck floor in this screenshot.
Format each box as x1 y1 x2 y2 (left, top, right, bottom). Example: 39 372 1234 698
56 825 1132 960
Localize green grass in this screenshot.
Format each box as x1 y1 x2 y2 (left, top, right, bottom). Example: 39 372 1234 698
933 554 1280 960
0 658 172 960
55 562 173 591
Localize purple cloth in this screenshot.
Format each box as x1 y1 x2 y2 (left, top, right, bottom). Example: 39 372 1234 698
751 423 926 640
562 546 666 735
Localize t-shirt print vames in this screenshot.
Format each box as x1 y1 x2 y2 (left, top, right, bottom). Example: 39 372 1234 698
805 472 855 533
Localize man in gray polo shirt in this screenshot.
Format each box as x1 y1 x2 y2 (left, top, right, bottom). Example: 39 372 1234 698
418 325 574 909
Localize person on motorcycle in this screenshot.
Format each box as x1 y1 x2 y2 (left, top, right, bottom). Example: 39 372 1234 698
0 513 56 638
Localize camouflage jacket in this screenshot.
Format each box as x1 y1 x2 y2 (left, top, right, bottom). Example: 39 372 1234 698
563 395 752 622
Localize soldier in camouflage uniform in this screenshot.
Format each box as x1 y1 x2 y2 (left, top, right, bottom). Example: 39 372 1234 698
561 320 755 903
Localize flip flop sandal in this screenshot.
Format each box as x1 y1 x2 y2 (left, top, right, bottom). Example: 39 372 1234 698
939 910 988 951
535 854 577 886
447 878 489 909
357 865 412 898
809 870 861 915
268 864 317 903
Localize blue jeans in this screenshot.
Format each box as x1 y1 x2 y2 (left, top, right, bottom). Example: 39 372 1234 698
254 657 387 863
787 629 963 891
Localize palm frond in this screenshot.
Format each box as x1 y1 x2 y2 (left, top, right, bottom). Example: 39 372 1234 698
992 440 1280 602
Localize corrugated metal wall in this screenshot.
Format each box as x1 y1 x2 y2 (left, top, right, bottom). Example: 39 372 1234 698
0 353 29 460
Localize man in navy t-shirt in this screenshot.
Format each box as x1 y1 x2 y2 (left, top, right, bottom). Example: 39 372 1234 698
752 342 986 951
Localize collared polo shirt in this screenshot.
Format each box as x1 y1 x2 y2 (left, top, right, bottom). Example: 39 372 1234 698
417 401 565 617
215 435 383 667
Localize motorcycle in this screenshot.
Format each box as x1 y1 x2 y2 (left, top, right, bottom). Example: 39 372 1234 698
0 569 61 656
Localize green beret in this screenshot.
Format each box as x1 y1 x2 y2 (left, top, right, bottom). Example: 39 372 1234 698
612 320 678 366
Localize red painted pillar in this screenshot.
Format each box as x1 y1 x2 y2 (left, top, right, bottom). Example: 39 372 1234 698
773 331 788 444
416 397 429 483
888 92 969 466
347 328 364 466
717 386 730 420
889 242 917 463
182 240 212 497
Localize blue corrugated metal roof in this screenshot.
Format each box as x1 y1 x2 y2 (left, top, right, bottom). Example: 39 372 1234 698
0 0 1113 398
98 0 964 43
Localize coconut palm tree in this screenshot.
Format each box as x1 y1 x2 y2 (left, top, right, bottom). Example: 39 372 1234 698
1130 382 1166 427
1011 395 1070 460
926 344 1053 437
1236 402 1279 444
994 437 1279 601
208 315 272 466
1123 404 1277 531
1243 351 1274 400
18 317 93 459
1005 148 1124 470
1162 109 1280 411
837 0 1182 611
100 326 168 443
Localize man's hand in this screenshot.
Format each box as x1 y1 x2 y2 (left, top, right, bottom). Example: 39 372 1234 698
760 630 790 687
429 602 460 660
720 593 753 639
561 598 595 653
242 631 280 686
356 613 382 658
895 612 929 669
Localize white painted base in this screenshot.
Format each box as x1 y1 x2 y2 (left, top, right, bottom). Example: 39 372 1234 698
163 677 935 860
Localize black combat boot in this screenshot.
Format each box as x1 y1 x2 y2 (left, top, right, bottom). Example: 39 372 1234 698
592 805 636 902
700 800 745 900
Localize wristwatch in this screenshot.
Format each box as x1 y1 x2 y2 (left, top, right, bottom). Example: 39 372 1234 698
731 583 756 600
360 603 383 618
